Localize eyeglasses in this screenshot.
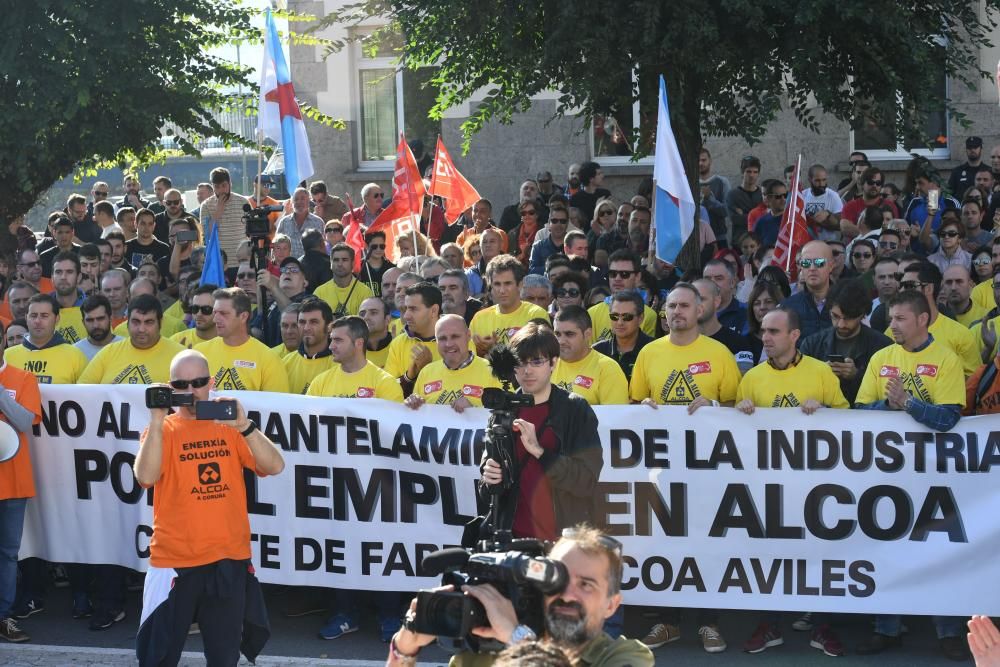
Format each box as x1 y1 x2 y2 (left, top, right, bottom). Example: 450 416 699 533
797 258 828 269
280 265 301 275
165 199 182 206
879 241 899 249
169 376 211 390
554 288 581 298
607 270 636 279
974 256 993 266
939 230 961 238
371 192 384 199
94 191 109 198
560 527 623 557
368 243 385 249
865 179 884 186
325 227 343 234
514 357 551 370
599 209 614 216
549 218 568 225
186 305 213 316
236 272 255 280
830 249 844 257
899 280 927 291
852 252 873 260
609 312 636 322
521 210 537 217
767 192 788 199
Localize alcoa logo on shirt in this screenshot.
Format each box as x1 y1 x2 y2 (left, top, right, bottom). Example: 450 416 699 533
574 375 594 389
462 384 484 397
357 387 374 398
880 365 901 378
234 360 257 369
688 361 712 375
424 380 443 395
916 364 938 377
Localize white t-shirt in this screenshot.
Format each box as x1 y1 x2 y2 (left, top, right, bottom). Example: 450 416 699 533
801 187 844 241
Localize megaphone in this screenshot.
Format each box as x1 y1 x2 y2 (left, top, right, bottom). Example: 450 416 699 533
0 421 20 463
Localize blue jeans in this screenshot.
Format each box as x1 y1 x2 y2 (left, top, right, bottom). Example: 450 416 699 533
875 614 965 639
0 498 27 618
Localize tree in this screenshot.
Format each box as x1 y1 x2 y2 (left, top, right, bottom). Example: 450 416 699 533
0 0 258 254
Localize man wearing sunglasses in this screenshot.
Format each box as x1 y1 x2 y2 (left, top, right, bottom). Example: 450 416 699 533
593 291 652 381
780 241 834 339
841 167 899 227
588 250 657 343
152 188 194 245
170 284 219 349
752 180 787 247
551 306 628 405
341 182 386 231
134 349 284 666
5 250 54 321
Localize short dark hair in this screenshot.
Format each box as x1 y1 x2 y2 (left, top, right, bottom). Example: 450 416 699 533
28 292 59 316
51 215 74 230
104 231 126 244
611 290 645 317
309 180 328 195
299 297 334 324
213 287 252 320
52 251 80 273
509 322 560 362
740 155 762 172
607 249 641 272
80 293 112 318
888 289 931 320
301 229 324 253
93 201 115 218
564 230 587 248
332 315 369 345
364 230 387 244
553 304 592 332
330 242 356 262
210 167 231 184
578 161 601 187
152 176 172 188
191 283 218 299
128 294 163 322
485 254 526 285
114 206 135 222
828 278 872 320
769 305 801 332
404 282 443 310
904 260 943 299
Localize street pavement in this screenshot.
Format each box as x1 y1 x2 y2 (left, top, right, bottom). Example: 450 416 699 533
4 584 975 665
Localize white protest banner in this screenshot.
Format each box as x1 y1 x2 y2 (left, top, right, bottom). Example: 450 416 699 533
19 385 1000 615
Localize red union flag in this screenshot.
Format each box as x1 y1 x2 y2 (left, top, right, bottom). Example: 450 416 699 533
429 136 481 224
768 154 812 277
367 134 426 261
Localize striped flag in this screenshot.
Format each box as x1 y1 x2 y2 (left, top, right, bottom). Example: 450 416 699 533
652 75 697 264
768 155 811 275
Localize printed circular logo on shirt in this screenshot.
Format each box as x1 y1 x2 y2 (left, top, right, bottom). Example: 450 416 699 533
356 387 374 398
880 365 901 378
462 384 484 397
424 380 443 395
573 375 594 389
916 364 938 377
688 361 712 375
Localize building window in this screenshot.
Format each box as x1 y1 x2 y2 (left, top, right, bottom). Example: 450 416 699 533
852 70 949 160
357 31 440 169
592 76 655 164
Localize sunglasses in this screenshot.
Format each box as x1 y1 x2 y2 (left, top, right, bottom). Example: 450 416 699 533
608 270 636 279
797 258 828 269
237 272 256 280
549 218 568 225
371 192 384 199
768 192 788 199
599 209 614 216
852 252 873 260
368 243 385 249
830 249 844 257
555 288 581 298
560 527 623 557
939 230 961 238
879 241 899 249
899 280 927 291
186 305 213 316
165 199 182 206
514 357 551 370
609 312 636 322
280 265 301 275
865 179 884 186
94 191 109 198
974 256 993 266
169 376 211 390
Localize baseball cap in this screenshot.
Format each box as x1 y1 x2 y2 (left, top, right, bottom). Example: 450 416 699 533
280 256 304 271
967 136 983 149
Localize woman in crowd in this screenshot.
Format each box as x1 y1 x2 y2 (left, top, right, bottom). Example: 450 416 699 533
590 198 617 238
551 271 587 314
510 200 541 267
746 281 787 363
972 246 994 284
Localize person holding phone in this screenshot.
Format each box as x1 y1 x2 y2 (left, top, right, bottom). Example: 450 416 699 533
134 349 284 666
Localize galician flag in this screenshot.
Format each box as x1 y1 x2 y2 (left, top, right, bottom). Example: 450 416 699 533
258 9 313 190
652 75 697 264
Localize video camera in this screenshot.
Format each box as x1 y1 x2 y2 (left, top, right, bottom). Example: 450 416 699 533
242 203 282 239
145 386 193 409
410 538 567 653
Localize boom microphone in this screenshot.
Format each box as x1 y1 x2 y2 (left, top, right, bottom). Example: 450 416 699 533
422 548 472 576
486 345 519 387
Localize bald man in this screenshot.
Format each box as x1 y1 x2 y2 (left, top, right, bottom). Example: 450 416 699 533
780 240 835 339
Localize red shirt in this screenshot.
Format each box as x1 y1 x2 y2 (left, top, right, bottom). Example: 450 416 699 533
747 203 769 232
841 196 900 224
512 401 559 541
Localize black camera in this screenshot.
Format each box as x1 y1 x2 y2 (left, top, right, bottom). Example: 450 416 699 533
145 386 194 409
410 541 567 652
242 203 281 238
481 387 534 412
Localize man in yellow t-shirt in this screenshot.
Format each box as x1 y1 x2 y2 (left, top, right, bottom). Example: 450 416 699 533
736 309 848 412
195 287 289 392
630 283 740 411
552 306 628 405
858 290 965 431
469 254 549 355
360 296 393 368
50 252 88 344
6 294 88 384
588 249 658 342
886 262 979 375
169 284 219 349
283 299 336 394
384 283 446 396
405 314 500 411
312 244 374 317
307 316 402 401
79 294 185 384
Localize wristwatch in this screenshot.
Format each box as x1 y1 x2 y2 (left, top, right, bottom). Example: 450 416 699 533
510 624 538 645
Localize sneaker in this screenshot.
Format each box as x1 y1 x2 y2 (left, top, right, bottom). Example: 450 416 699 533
698 625 727 653
88 609 125 631
379 615 402 643
318 613 359 640
856 633 901 655
0 617 28 643
743 623 783 653
640 623 681 649
809 624 844 657
12 599 44 620
791 612 814 632
71 593 93 619
940 635 971 661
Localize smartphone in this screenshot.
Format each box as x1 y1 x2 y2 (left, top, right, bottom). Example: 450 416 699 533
927 189 940 210
176 230 199 243
195 400 237 421
827 354 846 363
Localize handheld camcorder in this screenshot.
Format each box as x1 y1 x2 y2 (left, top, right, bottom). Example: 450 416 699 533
242 203 282 239
145 387 237 421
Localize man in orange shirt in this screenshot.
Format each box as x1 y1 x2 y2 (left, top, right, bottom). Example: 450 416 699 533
0 320 43 643
134 349 285 665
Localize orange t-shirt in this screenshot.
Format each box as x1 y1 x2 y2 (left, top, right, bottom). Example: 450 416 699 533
144 415 260 568
0 277 54 321
0 363 43 500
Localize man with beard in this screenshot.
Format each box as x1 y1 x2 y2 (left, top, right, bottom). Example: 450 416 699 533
74 294 123 361
170 285 219 349
49 253 87 343
283 299 335 394
387 525 653 667
801 164 844 242
439 269 482 324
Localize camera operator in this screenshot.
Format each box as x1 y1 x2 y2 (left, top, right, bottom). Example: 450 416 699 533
388 525 653 666
133 349 284 666
481 322 602 541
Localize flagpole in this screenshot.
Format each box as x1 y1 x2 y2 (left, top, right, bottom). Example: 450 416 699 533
346 192 374 290
400 133 421 274
648 178 658 266
784 155 802 275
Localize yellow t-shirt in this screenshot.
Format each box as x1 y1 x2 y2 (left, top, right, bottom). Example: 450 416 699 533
366 334 394 369
587 302 658 343
856 339 966 407
384 331 443 379
972 279 996 311
113 313 186 339
629 335 740 405
971 315 1000 360
195 337 290 392
884 315 979 376
552 350 630 405
79 337 186 384
306 360 403 401
469 302 550 349
313 278 374 317
4 342 88 385
954 301 990 328
164 299 186 322
283 351 337 394
270 343 295 358
736 355 849 408
413 356 501 407
170 328 217 349
389 317 404 338
54 306 87 345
